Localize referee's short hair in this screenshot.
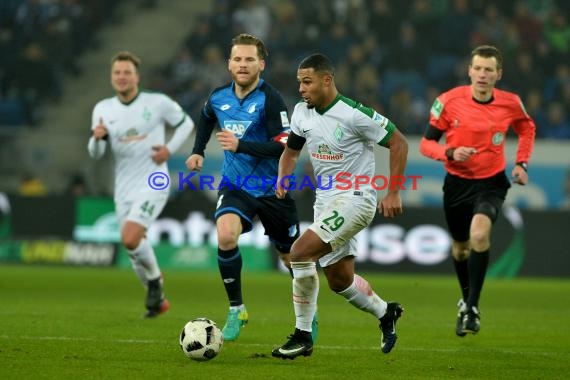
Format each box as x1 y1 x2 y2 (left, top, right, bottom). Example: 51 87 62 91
471 45 503 70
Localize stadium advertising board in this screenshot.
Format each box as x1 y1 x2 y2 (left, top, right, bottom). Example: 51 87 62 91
0 194 116 266
0 237 116 267
73 195 272 271
0 194 568 277
294 194 569 277
9 195 75 238
401 162 569 209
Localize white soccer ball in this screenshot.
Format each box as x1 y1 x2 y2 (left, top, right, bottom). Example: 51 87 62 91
179 318 223 361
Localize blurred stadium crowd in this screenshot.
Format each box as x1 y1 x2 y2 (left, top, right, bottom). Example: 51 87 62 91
1 0 570 139
151 0 570 139
0 0 132 126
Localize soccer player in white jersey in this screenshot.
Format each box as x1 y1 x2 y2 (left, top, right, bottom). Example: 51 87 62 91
88 51 194 318
272 53 408 359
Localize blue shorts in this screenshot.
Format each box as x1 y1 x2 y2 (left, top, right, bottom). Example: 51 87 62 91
215 187 299 253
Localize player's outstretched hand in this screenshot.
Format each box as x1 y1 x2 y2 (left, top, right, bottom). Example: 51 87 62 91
186 154 203 172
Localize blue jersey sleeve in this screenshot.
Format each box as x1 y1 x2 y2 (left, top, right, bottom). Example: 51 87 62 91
192 96 218 156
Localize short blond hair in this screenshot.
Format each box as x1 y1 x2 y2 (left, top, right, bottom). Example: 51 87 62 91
111 51 141 71
230 33 268 59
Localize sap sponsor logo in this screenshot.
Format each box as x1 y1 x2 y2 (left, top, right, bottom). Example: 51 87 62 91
223 120 252 138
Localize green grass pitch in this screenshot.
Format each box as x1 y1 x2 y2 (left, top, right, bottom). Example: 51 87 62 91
0 265 568 379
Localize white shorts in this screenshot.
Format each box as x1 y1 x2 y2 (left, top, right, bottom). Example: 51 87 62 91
309 192 377 267
115 191 169 229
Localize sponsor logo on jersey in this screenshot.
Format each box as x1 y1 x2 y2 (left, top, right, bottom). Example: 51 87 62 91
318 144 331 154
280 111 290 127
311 144 344 161
372 112 388 128
288 224 298 237
430 98 443 119
492 132 504 145
334 124 343 141
142 107 151 121
223 120 252 138
118 128 148 142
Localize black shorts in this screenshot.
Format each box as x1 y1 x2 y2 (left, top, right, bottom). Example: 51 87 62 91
214 187 300 253
443 171 511 242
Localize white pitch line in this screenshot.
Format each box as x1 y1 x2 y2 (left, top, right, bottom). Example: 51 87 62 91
0 335 156 344
0 335 566 357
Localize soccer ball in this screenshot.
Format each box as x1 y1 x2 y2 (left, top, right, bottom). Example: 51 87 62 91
179 318 223 361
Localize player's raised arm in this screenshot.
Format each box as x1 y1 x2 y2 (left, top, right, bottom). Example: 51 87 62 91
87 117 108 159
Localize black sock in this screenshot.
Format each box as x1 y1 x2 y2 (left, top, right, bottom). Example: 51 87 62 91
467 249 489 310
218 247 242 306
453 258 470 302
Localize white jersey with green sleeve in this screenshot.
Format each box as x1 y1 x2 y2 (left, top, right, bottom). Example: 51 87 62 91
290 94 394 199
90 91 191 202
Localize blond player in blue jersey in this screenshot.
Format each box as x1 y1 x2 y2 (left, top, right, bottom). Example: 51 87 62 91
272 53 408 359
186 34 317 343
88 51 194 318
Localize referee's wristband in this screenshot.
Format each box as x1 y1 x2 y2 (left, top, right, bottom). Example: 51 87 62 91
516 162 528 172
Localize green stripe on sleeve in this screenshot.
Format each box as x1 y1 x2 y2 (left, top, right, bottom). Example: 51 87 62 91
172 114 186 128
377 120 396 147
